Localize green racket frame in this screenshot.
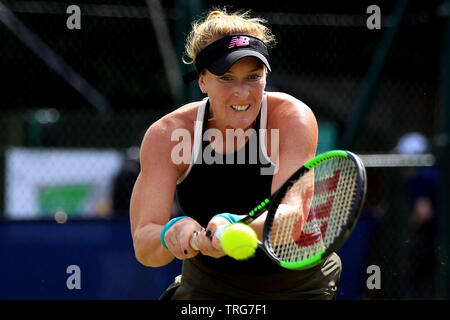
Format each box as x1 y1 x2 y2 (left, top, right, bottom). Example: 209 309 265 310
260 150 367 270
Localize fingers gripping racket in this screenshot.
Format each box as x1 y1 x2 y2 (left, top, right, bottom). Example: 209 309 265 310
190 150 367 270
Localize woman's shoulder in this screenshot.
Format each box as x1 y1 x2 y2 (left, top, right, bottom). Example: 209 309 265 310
146 100 203 138
266 91 310 109
265 91 316 128
139 100 204 156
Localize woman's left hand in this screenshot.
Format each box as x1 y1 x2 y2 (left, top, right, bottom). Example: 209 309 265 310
191 216 231 258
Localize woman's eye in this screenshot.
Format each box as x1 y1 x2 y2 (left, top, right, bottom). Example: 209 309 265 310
220 76 232 81
248 74 261 80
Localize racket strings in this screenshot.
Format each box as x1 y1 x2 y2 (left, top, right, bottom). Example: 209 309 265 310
268 157 359 263
319 158 356 248
270 173 308 244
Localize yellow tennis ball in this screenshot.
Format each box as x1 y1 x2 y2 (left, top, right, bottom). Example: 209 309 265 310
220 223 258 260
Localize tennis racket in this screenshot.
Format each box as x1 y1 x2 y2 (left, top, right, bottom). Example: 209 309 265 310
190 150 367 270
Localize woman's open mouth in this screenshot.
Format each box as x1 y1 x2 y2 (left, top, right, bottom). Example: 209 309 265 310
231 104 250 112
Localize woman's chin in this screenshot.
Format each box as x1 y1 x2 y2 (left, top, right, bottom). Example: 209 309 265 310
225 109 259 130
226 120 256 131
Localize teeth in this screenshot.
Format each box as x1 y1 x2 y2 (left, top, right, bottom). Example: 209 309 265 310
231 105 250 111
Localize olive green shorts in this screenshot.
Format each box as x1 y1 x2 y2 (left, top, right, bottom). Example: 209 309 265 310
160 252 341 300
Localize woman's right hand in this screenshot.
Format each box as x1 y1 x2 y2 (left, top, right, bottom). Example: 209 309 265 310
163 217 203 259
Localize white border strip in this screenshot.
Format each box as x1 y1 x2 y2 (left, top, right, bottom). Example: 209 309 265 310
358 153 436 167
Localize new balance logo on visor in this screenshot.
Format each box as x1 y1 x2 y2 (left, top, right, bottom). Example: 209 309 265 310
228 36 250 48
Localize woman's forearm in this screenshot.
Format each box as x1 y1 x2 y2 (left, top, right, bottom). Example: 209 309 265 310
132 223 175 267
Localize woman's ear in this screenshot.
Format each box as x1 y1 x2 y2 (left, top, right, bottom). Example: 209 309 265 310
198 73 207 94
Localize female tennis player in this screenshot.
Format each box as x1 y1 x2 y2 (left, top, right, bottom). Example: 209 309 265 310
130 8 341 299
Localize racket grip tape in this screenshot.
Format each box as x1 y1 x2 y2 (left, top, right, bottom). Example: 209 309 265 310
190 231 199 250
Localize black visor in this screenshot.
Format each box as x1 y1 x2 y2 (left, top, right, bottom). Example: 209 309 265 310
183 35 271 84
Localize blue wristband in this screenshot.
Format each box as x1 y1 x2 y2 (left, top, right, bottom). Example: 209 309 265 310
160 216 190 249
214 213 241 224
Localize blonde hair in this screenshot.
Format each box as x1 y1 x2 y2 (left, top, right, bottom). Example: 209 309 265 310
183 8 276 65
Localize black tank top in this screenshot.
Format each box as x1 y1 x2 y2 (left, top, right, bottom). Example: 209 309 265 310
176 95 287 274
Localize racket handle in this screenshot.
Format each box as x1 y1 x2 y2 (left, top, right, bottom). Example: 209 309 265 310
189 232 199 250
214 225 226 239
189 225 227 251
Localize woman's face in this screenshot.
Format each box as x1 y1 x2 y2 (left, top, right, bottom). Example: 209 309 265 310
199 57 267 131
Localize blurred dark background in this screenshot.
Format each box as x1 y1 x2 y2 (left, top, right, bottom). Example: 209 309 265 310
0 0 449 299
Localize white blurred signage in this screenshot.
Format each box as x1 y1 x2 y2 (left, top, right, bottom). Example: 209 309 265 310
5 148 123 219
